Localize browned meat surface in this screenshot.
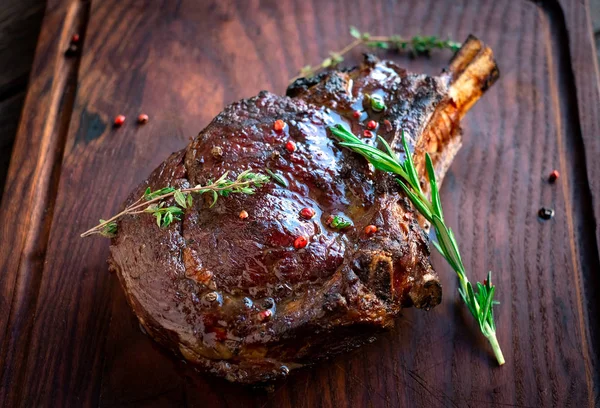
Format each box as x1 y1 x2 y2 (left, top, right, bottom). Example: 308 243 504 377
108 36 498 383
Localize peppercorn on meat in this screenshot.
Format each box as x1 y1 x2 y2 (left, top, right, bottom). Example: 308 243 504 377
108 35 498 383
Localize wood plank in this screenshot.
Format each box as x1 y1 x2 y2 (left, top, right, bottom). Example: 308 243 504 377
556 0 600 404
0 0 90 406
0 92 26 196
0 0 46 93
1 0 598 406
0 0 46 202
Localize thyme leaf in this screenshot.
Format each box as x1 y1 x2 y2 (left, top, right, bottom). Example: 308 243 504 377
144 186 175 200
174 190 188 208
98 219 117 238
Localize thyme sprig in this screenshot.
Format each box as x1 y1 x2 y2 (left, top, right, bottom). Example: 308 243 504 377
294 27 461 81
81 170 269 238
329 124 505 366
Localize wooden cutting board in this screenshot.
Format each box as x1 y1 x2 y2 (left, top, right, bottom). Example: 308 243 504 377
1 0 599 406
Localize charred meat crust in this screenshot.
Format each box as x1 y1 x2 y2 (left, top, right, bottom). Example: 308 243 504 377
108 36 498 384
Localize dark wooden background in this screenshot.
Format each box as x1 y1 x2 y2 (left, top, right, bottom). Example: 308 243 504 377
1 0 599 407
0 0 46 202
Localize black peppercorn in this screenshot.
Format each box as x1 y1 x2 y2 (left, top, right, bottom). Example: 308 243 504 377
538 207 554 220
64 44 78 57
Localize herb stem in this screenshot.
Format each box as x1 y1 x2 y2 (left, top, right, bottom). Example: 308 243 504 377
80 191 177 238
329 124 504 365
485 328 505 366
81 171 269 238
293 27 461 81
336 38 363 58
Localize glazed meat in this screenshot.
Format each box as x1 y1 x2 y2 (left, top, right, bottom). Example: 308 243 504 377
108 36 498 383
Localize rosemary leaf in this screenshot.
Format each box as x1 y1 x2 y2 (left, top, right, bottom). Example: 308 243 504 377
338 142 404 174
397 180 433 221
328 124 505 366
376 136 396 162
481 286 495 327
426 154 443 220
400 130 422 195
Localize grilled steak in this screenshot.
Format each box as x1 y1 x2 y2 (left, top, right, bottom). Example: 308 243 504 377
108 36 498 383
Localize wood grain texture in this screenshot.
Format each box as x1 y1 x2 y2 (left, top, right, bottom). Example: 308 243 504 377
1 0 599 407
0 0 46 202
0 1 90 406
0 0 46 92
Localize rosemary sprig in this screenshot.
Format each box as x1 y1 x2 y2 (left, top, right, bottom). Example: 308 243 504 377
294 27 461 81
81 170 269 238
329 124 505 366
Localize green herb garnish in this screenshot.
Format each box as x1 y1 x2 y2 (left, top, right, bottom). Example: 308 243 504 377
329 215 353 229
266 168 288 188
294 27 461 81
329 124 505 366
98 219 118 238
81 170 269 237
369 94 386 112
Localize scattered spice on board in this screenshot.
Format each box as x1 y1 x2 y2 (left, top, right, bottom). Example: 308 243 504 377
538 207 554 220
113 115 126 127
137 113 149 124
64 44 78 57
